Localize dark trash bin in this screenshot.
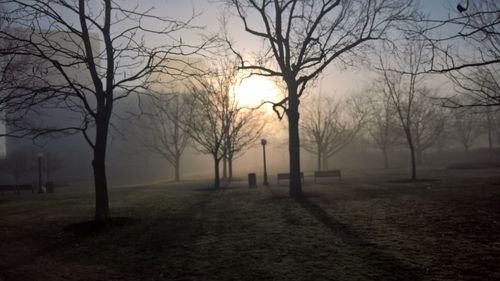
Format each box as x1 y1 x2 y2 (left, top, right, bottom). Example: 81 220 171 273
45 182 55 193
248 173 256 188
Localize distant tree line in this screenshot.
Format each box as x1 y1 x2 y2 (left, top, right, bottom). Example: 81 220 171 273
0 0 498 225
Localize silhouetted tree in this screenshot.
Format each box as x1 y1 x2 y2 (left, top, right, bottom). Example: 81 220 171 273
42 151 64 182
302 95 365 171
483 109 498 158
187 59 238 188
453 108 482 153
0 1 205 224
379 39 430 180
227 0 415 196
139 92 193 182
364 83 400 169
0 147 32 186
224 105 265 181
410 91 447 165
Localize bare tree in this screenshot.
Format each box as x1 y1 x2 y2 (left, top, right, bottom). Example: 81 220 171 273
453 108 483 153
302 95 365 171
484 109 498 158
0 1 205 224
224 106 265 181
139 92 193 182
0 147 32 186
410 91 447 165
43 151 64 183
226 0 415 196
379 39 429 180
187 59 237 188
364 82 400 169
301 96 335 172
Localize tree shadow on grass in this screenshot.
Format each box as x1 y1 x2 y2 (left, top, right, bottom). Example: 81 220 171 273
388 179 440 183
293 195 423 281
63 217 141 236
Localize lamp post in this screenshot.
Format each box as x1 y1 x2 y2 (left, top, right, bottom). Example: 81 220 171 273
37 152 43 193
261 139 269 186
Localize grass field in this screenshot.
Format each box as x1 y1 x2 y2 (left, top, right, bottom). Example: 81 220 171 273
1 168 499 281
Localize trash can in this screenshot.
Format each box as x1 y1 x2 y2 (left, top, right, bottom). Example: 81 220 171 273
248 173 256 188
45 182 55 193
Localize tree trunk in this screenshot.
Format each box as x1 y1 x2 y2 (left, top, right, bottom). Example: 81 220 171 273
228 156 233 181
222 156 227 180
416 148 423 166
174 154 180 182
382 148 389 169
92 122 110 225
213 156 220 189
404 128 417 181
287 84 302 197
322 154 329 170
317 147 322 171
487 112 493 160
409 143 417 181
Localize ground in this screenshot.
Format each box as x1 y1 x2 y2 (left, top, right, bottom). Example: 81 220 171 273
1 168 499 281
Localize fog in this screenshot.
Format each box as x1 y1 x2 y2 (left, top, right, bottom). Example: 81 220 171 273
1 1 500 280
2 93 497 186
0 1 499 192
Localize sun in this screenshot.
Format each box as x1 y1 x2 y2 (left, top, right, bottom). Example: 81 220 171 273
233 74 281 108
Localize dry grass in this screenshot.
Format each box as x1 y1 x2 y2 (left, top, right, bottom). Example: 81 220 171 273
1 168 499 281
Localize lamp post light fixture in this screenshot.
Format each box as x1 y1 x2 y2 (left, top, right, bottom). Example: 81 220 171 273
261 139 269 186
37 152 44 193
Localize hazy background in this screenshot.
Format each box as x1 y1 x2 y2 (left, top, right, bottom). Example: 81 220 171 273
1 0 492 186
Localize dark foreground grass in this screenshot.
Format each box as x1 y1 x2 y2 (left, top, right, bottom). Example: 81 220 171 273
1 171 500 281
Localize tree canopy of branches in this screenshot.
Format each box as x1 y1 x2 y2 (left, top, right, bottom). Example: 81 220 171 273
409 91 447 165
0 0 206 224
139 92 193 182
421 0 500 73
301 95 365 171
379 38 430 180
42 151 64 182
223 100 265 181
364 84 400 169
416 1 500 109
227 0 415 196
188 59 262 188
445 65 500 108
453 107 483 153
0 147 33 185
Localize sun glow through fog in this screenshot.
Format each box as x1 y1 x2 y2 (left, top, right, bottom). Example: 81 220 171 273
234 75 281 109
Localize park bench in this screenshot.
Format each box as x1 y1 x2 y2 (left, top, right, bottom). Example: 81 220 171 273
314 170 341 183
277 172 304 184
0 184 34 195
